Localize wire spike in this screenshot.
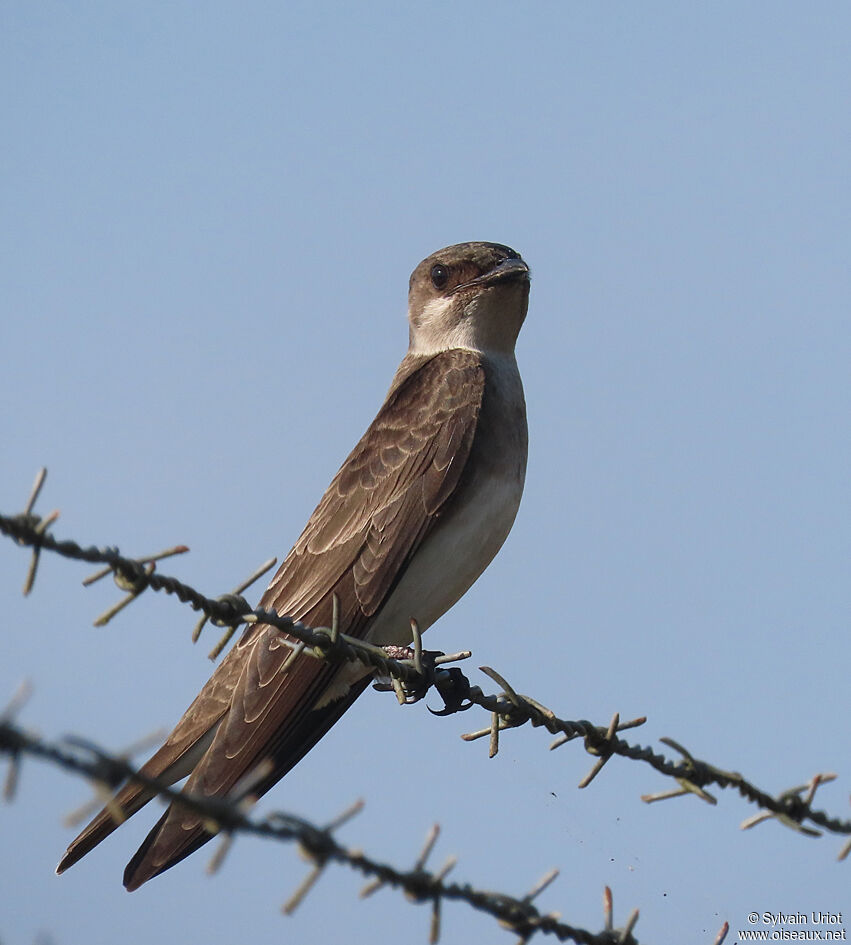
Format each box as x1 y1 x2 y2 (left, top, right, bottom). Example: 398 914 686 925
660 736 694 761
676 778 717 805
206 833 234 875
523 867 559 902
3 755 21 801
391 675 407 705
324 798 365 833
282 642 306 673
92 563 154 626
22 509 59 595
603 885 613 931
330 593 340 644
479 666 522 708
232 758 275 803
193 557 276 645
521 694 556 720
410 618 424 675
488 712 500 758
84 545 189 587
642 787 689 804
360 876 385 898
429 895 441 944
191 612 209 643
579 713 622 788
617 907 640 943
234 557 277 595
578 755 610 789
0 680 33 722
432 651 472 665
24 467 48 516
713 920 730 945
801 772 837 804
414 823 440 871
432 854 457 883
208 626 237 661
283 862 325 914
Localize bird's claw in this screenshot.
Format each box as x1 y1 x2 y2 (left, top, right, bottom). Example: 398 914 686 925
372 646 445 704
372 646 475 716
428 667 475 715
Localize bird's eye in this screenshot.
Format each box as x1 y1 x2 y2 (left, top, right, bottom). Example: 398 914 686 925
430 264 450 290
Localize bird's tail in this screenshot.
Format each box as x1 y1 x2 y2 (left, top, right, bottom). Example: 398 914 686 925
122 674 371 891
56 723 220 876
56 778 158 875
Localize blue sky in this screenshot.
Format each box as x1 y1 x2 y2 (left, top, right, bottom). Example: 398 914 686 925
1 3 849 943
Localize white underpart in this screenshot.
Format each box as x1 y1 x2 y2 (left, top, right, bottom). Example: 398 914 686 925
314 472 523 708
367 469 523 646
409 293 521 358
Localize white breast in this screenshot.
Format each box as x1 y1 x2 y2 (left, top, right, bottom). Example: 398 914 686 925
370 351 526 646
367 469 525 646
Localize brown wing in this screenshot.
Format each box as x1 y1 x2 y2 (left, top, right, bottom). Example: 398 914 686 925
62 349 486 888
159 348 485 787
266 348 485 619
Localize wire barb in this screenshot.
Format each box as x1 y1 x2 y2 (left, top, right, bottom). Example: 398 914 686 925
577 713 621 789
640 737 718 806
523 867 559 903
283 798 366 915
194 556 278 658
0 680 33 800
618 908 640 944
92 562 156 626
62 726 167 827
83 545 190 587
601 887 640 945
740 772 837 837
16 467 58 595
713 920 730 945
411 617 424 675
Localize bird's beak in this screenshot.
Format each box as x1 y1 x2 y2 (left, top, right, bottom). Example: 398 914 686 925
453 257 530 293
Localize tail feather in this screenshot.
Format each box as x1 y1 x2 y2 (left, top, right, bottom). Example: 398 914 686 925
122 675 371 890
123 809 215 891
56 779 157 875
56 721 221 876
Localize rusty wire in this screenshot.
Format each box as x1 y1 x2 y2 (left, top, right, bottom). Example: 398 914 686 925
1 470 848 850
0 708 644 945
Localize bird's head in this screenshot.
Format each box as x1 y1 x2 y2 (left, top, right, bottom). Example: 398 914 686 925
407 242 530 357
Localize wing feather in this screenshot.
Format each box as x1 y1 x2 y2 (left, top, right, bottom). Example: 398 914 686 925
119 349 487 887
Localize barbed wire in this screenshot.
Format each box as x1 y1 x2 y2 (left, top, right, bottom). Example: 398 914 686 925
0 469 846 944
1 700 653 945
1 470 849 854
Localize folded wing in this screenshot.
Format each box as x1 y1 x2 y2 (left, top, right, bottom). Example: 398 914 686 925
58 349 486 889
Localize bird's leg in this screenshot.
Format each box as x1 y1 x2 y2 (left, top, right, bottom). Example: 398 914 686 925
372 646 444 704
380 644 418 662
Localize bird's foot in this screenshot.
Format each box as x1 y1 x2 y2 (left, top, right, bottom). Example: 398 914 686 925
372 646 444 704
372 647 475 713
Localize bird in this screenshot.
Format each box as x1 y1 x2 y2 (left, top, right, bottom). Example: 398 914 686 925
57 240 531 890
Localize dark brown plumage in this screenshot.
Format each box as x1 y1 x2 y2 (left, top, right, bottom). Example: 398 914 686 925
56 242 530 889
